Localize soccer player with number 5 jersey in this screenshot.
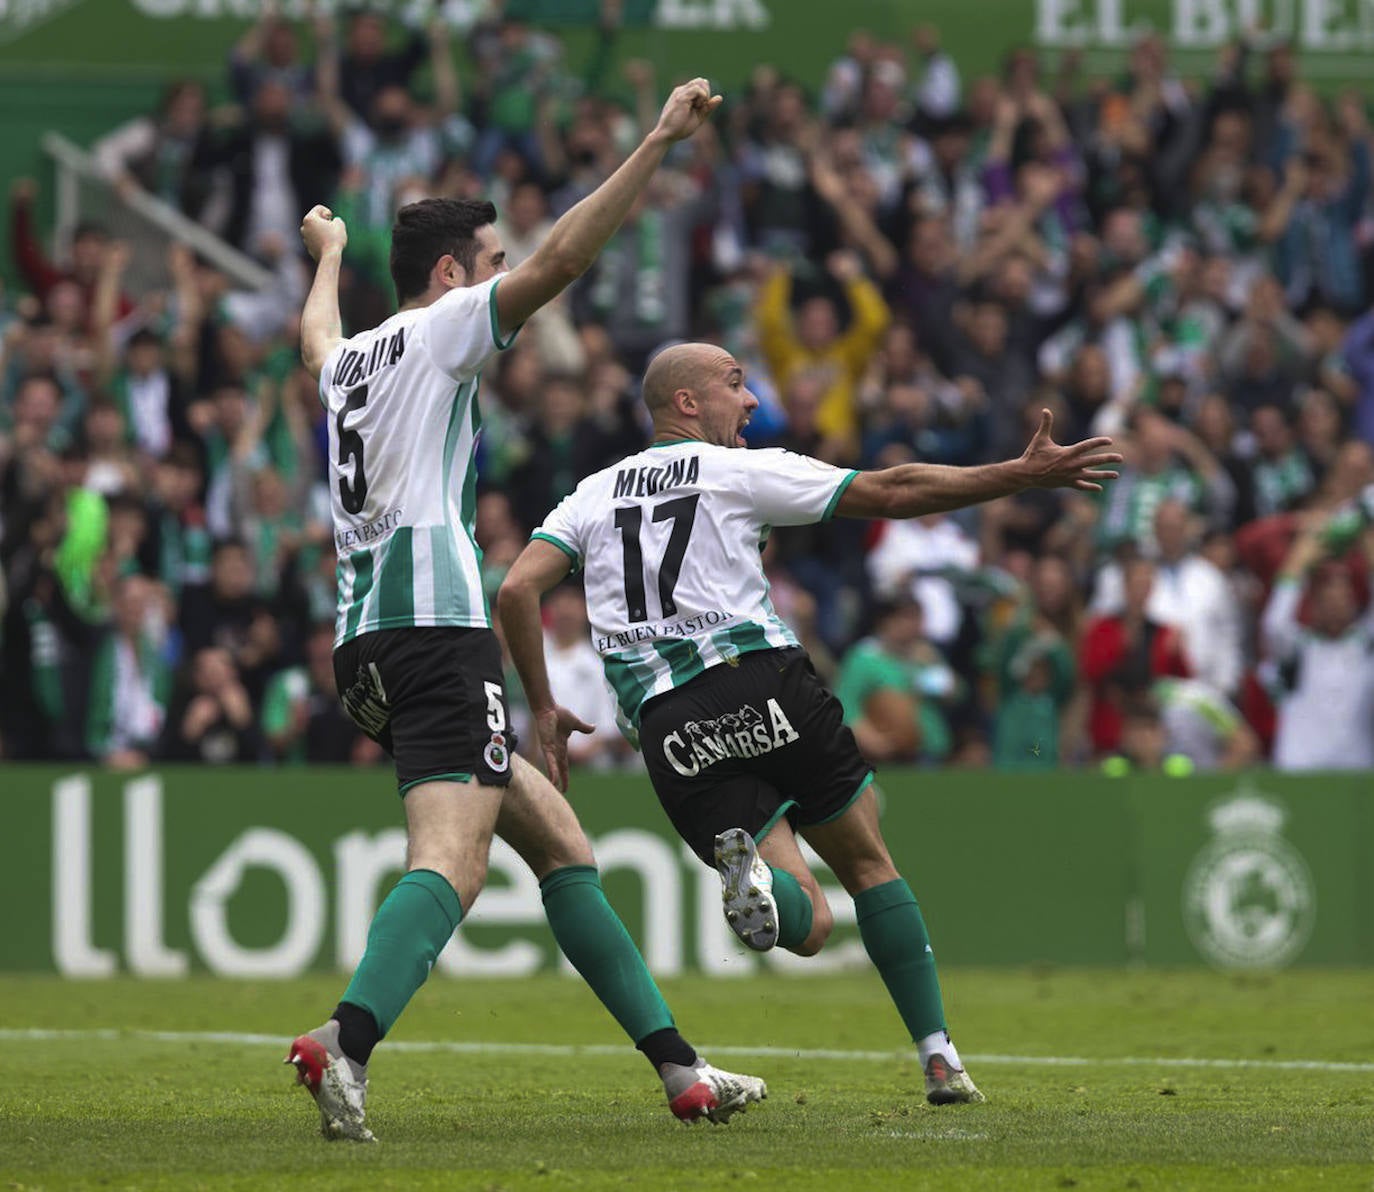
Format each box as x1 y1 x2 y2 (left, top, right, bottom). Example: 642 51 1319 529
288 80 767 1141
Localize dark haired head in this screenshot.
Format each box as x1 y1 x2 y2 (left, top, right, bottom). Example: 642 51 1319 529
85 394 120 418
72 221 108 244
1120 686 1160 724
160 78 203 113
163 441 203 473
17 368 60 390
106 491 147 519
915 109 973 141
872 593 924 624
1005 44 1039 70
389 197 498 304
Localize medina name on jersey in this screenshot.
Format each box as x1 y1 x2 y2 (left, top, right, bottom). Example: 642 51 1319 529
319 275 517 648
533 440 858 726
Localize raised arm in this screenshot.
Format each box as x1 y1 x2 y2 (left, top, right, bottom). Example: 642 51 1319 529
623 59 661 139
912 25 960 118
1259 157 1306 243
92 119 156 198
493 77 721 334
428 16 460 117
815 168 900 281
496 538 589 791
91 240 132 384
298 204 347 379
837 409 1120 519
831 252 892 368
166 242 203 385
229 2 273 103
9 178 63 297
312 11 342 118
1262 526 1325 659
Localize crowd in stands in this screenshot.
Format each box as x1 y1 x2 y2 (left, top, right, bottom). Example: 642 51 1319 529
2 4 1373 775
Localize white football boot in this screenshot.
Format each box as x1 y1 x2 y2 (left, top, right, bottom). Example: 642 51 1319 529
714 827 779 951
923 1053 986 1105
661 1058 768 1124
285 1020 375 1141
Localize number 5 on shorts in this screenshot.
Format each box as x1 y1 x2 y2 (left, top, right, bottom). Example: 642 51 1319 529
484 681 506 731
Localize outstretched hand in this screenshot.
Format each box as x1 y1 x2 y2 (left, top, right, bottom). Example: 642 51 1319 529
535 704 595 794
300 204 347 261
1020 409 1122 492
653 77 723 143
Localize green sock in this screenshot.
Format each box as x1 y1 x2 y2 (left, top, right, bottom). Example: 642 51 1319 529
341 868 463 1038
769 866 814 950
855 878 946 1042
540 865 674 1044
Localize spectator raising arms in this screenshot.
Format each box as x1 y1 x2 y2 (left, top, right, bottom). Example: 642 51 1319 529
755 249 890 451
2 11 1373 772
1262 523 1374 771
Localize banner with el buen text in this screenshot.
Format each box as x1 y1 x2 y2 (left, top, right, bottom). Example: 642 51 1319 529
4 1 1374 84
3 766 1370 976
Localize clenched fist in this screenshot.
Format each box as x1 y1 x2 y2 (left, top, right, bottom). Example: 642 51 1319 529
653 77 723 144
300 204 347 261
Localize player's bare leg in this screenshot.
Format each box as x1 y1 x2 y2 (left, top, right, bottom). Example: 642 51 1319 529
287 779 504 1140
495 753 598 875
798 787 899 893
404 777 507 900
803 787 984 1104
497 755 767 1123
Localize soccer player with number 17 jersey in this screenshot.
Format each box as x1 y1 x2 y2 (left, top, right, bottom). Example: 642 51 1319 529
500 342 1122 1105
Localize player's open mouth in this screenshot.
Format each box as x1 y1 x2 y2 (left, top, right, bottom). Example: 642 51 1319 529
736 418 750 443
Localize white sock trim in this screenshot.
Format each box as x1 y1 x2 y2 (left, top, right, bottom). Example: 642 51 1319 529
917 1030 961 1068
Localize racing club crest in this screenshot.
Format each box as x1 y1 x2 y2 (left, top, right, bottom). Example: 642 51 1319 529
1183 788 1315 970
484 733 510 774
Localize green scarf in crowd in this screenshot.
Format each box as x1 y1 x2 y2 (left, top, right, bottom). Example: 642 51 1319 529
591 209 667 329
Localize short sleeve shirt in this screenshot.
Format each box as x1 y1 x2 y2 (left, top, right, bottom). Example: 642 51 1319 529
533 441 856 724
320 276 517 646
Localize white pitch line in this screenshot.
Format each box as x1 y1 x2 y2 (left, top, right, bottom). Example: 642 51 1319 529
0 1029 1371 1073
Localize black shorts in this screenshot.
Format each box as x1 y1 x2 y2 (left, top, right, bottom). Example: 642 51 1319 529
333 626 517 795
638 647 873 864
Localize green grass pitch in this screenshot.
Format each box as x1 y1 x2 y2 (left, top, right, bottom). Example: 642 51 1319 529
1 969 1371 1190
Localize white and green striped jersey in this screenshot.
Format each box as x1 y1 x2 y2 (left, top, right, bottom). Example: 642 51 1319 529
320 275 516 647
533 441 857 727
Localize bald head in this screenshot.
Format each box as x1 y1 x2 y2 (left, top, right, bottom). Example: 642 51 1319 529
642 342 730 418
641 341 756 448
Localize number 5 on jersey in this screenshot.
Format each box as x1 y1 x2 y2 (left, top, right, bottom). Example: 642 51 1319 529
336 384 369 515
614 494 699 623
484 681 506 731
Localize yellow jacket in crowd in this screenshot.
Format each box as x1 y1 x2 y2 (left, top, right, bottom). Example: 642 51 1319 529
755 266 891 443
